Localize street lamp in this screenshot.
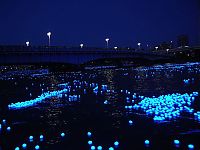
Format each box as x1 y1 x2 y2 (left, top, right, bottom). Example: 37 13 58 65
105 38 109 48
26 41 30 47
137 43 141 49
80 43 84 49
155 46 159 50
47 32 51 46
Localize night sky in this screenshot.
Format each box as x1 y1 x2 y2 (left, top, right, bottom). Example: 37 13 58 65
0 0 199 47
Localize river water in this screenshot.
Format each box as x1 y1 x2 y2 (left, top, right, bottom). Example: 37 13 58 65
0 62 200 150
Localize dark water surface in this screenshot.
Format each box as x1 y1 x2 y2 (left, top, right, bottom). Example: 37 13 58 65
0 62 200 150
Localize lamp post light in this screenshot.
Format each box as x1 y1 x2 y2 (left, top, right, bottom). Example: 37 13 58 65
105 38 109 48
170 41 173 49
114 47 118 50
137 43 141 49
80 43 84 49
26 41 30 47
155 46 159 50
47 32 51 46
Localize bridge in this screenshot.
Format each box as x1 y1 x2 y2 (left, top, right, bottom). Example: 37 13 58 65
0 46 173 65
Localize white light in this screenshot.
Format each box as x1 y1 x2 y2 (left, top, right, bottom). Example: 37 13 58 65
47 32 52 46
47 32 51 37
105 38 109 42
137 43 141 49
80 44 84 48
114 47 118 50
166 49 169 52
155 47 159 50
105 38 110 48
26 41 30 46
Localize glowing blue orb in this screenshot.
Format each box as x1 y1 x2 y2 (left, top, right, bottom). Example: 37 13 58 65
174 140 180 145
188 144 194 149
40 135 44 139
22 143 27 148
144 140 150 145
7 127 11 131
2 119 6 124
129 120 133 124
15 147 20 150
91 146 95 150
35 145 40 150
61 132 65 137
114 141 119 146
29 136 33 141
88 140 93 145
97 146 102 150
109 147 114 150
87 131 92 137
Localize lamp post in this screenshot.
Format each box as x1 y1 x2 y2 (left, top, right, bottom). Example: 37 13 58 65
170 41 173 49
137 43 141 49
47 32 51 46
105 38 109 48
155 46 159 50
26 41 30 47
80 43 84 49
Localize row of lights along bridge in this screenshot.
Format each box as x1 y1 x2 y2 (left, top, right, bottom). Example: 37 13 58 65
24 32 184 51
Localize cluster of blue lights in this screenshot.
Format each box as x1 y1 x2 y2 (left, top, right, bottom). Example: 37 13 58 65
128 92 199 121
15 134 44 149
87 131 119 150
0 119 12 132
183 78 195 85
194 111 200 121
8 89 68 110
135 62 200 71
68 95 80 102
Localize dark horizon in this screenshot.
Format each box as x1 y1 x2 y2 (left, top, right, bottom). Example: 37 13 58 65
0 0 200 47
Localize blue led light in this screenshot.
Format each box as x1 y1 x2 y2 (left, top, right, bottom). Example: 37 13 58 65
97 146 102 150
2 119 6 124
22 143 27 148
40 135 44 139
174 140 180 145
109 147 114 150
29 136 33 141
88 140 93 145
61 132 65 137
114 141 119 146
104 100 108 104
183 79 190 84
15 147 20 150
188 144 194 149
6 126 11 131
87 131 92 137
129 120 133 125
35 145 40 150
91 146 95 150
144 140 150 145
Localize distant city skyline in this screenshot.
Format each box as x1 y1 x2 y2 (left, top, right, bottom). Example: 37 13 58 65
0 0 199 47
